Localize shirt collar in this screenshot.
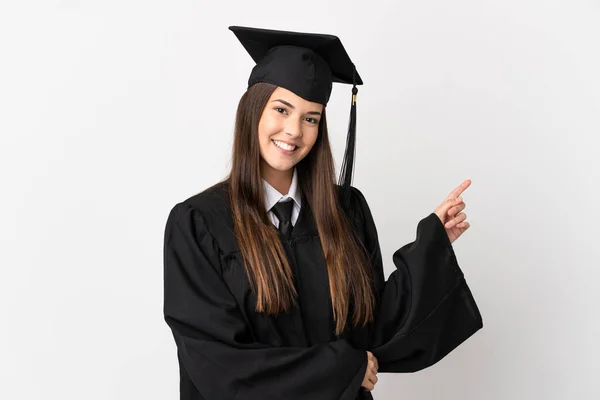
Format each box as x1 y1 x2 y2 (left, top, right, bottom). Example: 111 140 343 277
262 168 302 212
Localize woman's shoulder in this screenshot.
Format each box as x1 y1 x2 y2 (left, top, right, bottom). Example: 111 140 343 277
335 184 371 216
165 179 238 254
177 180 230 215
167 179 229 223
332 184 375 237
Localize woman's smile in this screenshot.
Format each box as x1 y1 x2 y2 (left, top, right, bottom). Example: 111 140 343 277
272 139 298 155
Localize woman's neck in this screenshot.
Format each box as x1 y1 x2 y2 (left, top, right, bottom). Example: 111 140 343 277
262 166 294 195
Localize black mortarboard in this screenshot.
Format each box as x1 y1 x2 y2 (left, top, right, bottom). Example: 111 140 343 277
229 25 363 209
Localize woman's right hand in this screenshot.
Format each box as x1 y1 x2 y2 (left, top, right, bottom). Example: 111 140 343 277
361 351 379 391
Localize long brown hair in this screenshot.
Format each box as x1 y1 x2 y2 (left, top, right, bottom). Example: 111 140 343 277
225 82 374 335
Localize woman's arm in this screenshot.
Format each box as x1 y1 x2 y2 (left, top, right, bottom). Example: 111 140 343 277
350 187 483 372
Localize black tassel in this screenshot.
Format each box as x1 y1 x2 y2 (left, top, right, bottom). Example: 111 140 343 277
338 65 358 210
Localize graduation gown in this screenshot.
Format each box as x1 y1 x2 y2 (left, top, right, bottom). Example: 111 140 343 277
163 180 483 400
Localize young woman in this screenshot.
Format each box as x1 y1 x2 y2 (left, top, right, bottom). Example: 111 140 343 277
163 26 483 400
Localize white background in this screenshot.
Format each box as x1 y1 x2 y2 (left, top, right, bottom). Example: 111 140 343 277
1 1 599 399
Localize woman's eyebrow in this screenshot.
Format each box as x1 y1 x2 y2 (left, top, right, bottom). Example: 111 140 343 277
272 99 322 116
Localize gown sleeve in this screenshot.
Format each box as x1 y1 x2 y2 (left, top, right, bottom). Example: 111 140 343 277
163 203 368 400
350 187 483 372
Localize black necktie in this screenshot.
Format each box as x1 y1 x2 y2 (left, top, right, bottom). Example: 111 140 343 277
271 200 294 239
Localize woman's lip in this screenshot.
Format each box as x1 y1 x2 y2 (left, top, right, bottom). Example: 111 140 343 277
272 140 297 155
273 139 299 147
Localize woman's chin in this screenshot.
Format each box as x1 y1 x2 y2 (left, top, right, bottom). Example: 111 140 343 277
264 160 295 173
273 164 295 173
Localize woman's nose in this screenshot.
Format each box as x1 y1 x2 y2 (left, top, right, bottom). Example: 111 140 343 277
284 117 302 137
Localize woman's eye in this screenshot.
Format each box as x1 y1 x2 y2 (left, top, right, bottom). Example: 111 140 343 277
274 107 287 114
306 117 319 124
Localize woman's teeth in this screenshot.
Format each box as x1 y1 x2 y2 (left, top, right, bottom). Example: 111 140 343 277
273 140 297 151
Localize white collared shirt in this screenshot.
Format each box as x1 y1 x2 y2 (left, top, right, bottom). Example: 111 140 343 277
262 168 302 228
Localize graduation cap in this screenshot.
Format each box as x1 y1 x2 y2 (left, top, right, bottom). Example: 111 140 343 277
229 25 363 208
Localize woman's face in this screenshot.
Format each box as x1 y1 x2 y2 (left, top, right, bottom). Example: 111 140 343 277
258 87 323 176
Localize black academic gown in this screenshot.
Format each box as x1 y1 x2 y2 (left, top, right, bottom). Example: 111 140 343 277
163 180 483 400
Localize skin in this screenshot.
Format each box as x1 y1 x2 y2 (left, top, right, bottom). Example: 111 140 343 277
433 179 472 244
258 87 323 195
362 351 379 391
258 87 472 392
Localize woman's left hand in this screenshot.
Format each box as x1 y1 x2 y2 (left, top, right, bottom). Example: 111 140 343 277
433 179 472 244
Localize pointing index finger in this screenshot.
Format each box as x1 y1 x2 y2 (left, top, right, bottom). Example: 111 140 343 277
447 179 471 200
